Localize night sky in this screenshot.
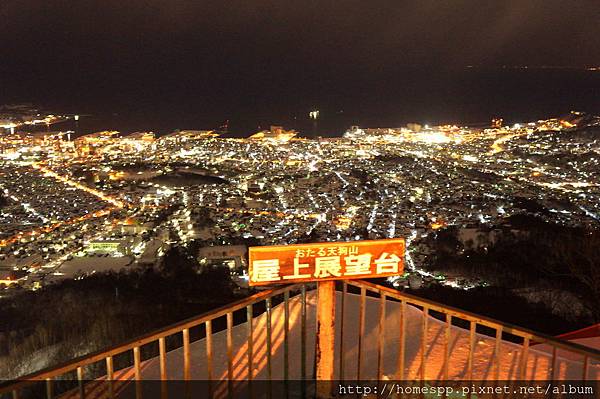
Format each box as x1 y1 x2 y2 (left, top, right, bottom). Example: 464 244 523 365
1 1 599 134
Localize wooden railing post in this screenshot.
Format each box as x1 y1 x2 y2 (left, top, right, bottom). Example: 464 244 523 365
315 281 336 398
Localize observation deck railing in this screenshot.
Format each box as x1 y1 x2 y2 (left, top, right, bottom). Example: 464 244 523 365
1 280 599 399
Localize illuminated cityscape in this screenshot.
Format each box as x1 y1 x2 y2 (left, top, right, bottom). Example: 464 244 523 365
1 1 600 396
1 112 598 294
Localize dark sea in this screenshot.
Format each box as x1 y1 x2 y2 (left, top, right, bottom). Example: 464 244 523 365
11 68 600 138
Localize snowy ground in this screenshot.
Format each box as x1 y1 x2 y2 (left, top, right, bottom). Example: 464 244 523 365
65 290 599 398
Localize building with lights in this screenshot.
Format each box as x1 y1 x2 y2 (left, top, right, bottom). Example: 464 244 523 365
248 125 297 142
86 239 135 256
198 244 247 270
0 267 26 287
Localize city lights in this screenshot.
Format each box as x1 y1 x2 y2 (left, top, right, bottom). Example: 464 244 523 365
0 111 599 294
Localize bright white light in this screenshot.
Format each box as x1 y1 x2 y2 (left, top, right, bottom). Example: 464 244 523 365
416 132 451 144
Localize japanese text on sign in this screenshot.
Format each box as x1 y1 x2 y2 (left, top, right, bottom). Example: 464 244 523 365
248 238 405 286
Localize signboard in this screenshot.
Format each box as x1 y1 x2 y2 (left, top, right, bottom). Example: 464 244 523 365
248 238 405 286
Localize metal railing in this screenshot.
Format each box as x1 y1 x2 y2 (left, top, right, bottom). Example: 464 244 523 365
343 280 600 382
0 283 308 399
1 279 599 399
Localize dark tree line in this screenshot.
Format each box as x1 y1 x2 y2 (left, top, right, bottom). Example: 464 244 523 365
424 218 600 328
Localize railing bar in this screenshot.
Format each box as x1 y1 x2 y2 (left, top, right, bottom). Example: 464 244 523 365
283 292 290 399
266 298 272 380
246 305 254 382
300 285 307 399
377 293 386 381
301 285 307 382
550 346 557 381
467 321 476 381
183 329 190 381
314 281 319 382
206 320 213 397
443 314 451 380
339 281 346 382
283 291 290 382
226 312 234 399
420 306 429 380
11 390 19 399
494 326 502 380
106 356 114 399
159 337 167 399
206 320 213 379
77 366 85 399
134 346 142 399
45 378 52 399
582 355 589 381
397 300 406 380
266 297 273 399
519 337 530 380
159 337 167 380
357 287 366 380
